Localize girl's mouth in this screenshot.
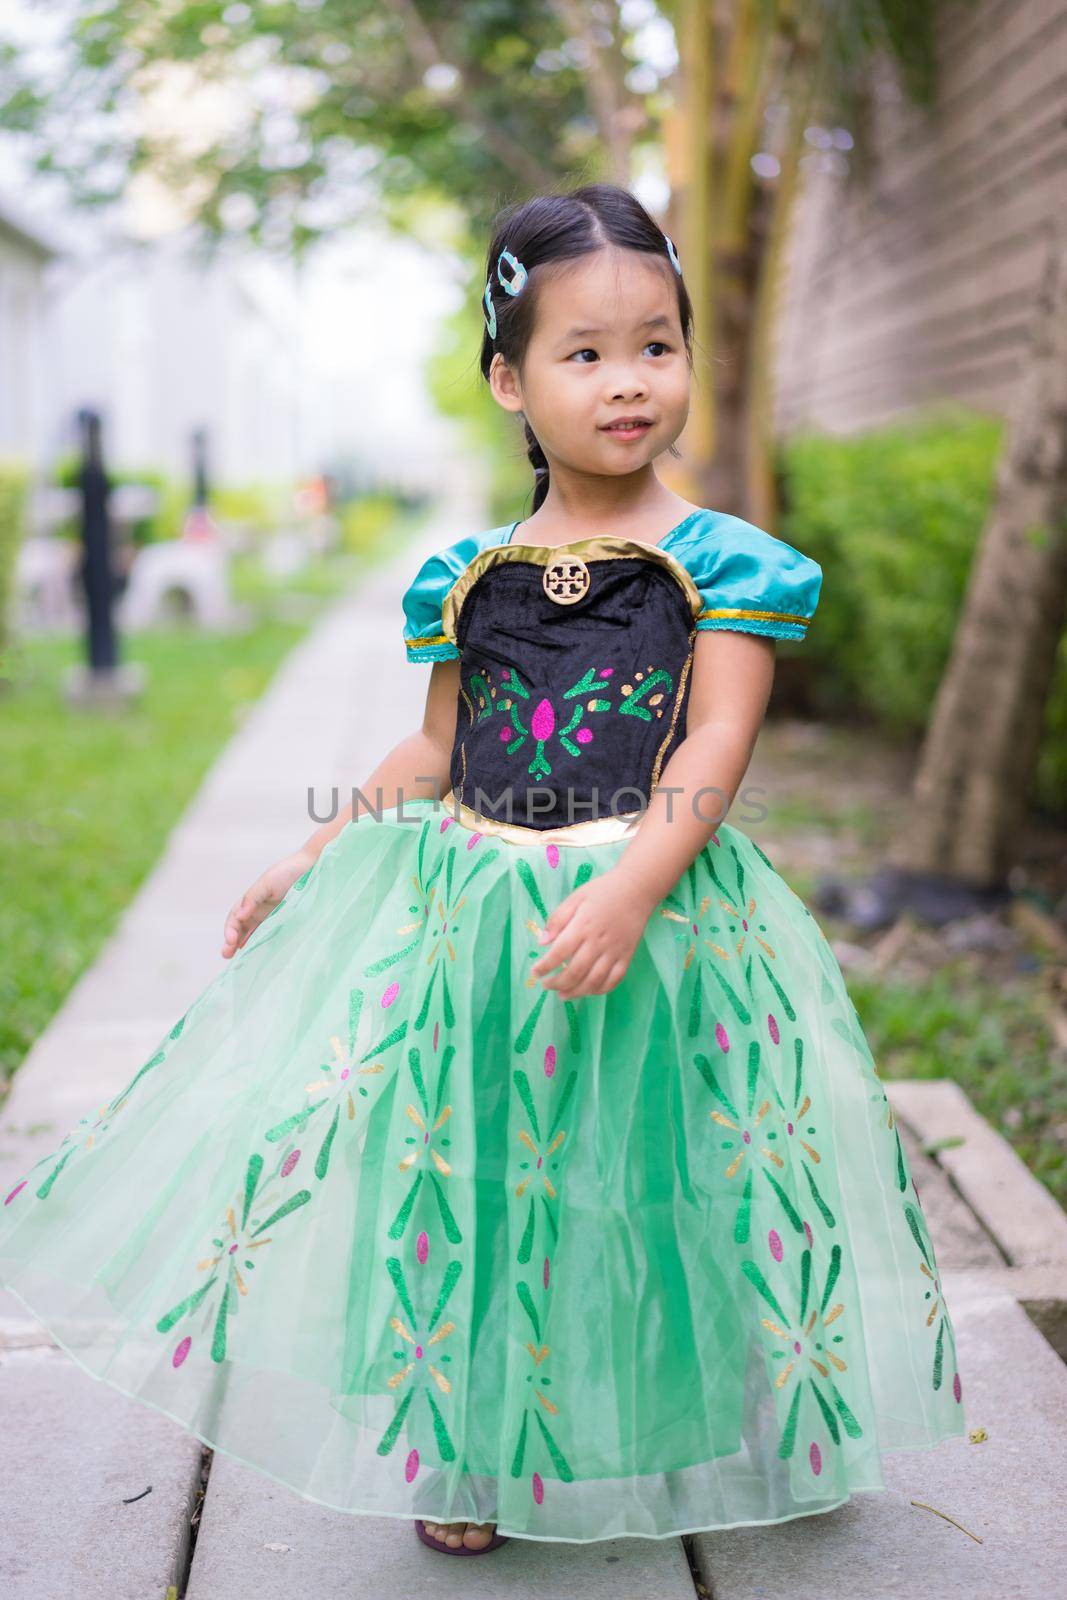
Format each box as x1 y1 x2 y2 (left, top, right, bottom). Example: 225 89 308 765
600 420 653 441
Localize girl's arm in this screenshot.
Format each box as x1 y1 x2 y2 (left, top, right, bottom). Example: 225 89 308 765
222 661 459 958
530 630 775 996
612 628 775 904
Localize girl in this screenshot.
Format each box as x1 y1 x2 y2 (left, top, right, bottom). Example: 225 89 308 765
0 183 965 1560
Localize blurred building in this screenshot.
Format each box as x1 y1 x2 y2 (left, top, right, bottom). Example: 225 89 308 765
42 232 304 487
775 0 1067 433
0 186 460 506
0 197 57 465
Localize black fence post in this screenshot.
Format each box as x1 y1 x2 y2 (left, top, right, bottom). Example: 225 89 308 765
78 407 117 673
192 426 209 508
64 407 144 707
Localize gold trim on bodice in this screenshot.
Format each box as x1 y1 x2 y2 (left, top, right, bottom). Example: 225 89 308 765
440 789 644 846
440 536 704 645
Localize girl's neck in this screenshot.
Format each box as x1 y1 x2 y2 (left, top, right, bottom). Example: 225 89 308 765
519 469 697 542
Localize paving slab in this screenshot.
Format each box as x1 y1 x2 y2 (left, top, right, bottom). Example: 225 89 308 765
184 1453 696 1600
0 1343 203 1600
893 1112 1004 1272
889 1078 1067 1268
691 1277 1067 1600
891 1079 1067 1366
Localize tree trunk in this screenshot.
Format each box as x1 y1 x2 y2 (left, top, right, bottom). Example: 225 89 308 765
664 0 716 507
897 216 1067 888
699 0 762 514
665 0 819 521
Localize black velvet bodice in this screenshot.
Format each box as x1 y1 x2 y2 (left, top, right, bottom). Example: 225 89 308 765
443 543 699 830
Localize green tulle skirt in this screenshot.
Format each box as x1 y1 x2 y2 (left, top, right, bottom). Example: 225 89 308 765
0 798 966 1541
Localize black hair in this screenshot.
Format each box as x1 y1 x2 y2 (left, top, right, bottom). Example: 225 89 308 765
478 182 694 514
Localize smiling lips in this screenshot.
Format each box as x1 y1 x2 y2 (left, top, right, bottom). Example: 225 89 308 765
600 417 653 436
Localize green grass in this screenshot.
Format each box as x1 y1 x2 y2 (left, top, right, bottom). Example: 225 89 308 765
848 958 1067 1210
0 535 392 1097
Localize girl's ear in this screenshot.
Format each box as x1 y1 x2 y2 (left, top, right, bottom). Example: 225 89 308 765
488 352 524 415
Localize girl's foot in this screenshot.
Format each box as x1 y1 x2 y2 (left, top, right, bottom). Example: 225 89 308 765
421 1518 497 1550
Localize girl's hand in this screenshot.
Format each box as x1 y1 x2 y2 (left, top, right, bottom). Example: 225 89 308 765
221 848 316 959
530 866 657 998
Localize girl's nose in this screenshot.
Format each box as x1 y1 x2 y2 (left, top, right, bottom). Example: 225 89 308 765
608 375 650 401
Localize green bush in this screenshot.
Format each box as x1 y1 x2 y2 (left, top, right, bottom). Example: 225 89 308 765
338 492 404 558
210 482 292 533
0 461 29 659
777 403 1067 816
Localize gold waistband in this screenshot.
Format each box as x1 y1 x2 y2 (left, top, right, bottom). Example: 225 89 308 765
439 790 644 846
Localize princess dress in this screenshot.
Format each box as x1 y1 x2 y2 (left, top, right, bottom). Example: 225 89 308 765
0 508 966 1543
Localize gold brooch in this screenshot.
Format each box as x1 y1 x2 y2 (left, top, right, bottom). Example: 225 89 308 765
543 554 590 605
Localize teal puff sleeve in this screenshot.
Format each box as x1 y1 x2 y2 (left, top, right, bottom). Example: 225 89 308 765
690 515 822 642
401 534 490 663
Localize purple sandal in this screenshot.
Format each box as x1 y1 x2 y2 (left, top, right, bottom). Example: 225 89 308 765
414 1518 509 1555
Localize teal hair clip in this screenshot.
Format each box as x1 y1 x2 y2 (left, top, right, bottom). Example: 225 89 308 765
663 234 682 275
483 245 528 338
497 248 527 295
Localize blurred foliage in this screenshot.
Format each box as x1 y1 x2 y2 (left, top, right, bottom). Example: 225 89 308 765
338 490 412 559
0 2 979 254
0 460 29 660
0 0 664 255
425 294 533 525
778 404 1002 729
210 482 292 532
777 404 1067 818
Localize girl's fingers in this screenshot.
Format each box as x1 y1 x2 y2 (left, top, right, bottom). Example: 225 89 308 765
533 898 584 960
559 952 614 998
558 950 630 998
536 939 582 981
532 912 589 975
541 942 599 991
222 891 259 954
587 953 615 989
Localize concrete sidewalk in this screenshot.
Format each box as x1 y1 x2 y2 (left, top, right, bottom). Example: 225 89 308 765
3 487 1066 1598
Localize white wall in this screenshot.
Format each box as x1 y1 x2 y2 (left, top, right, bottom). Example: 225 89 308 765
42 235 303 486
0 224 50 463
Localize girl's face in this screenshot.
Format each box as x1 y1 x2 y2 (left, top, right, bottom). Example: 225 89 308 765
489 245 690 477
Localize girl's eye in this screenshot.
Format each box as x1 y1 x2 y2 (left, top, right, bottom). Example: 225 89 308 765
567 342 672 363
